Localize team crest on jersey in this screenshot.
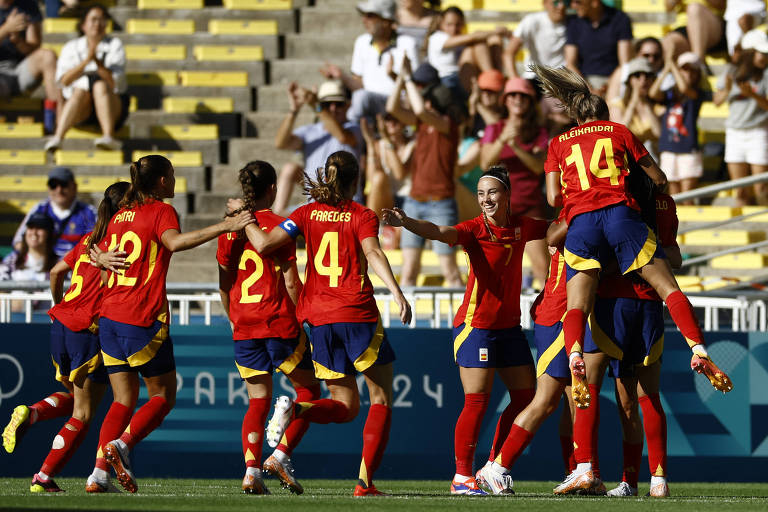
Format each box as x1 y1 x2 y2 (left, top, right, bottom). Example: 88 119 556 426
479 348 488 362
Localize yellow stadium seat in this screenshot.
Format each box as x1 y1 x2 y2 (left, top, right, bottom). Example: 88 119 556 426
208 19 278 35
125 45 187 61
67 126 129 140
162 97 234 113
482 0 541 11
131 151 203 167
699 130 724 145
179 71 248 87
740 206 768 222
193 45 263 61
138 0 203 8
0 199 37 214
0 123 43 138
55 151 124 166
465 21 518 33
150 125 219 140
676 206 739 222
711 253 768 269
444 0 479 10
42 43 63 56
0 97 40 112
632 23 669 39
44 18 112 34
223 0 291 10
129 96 138 112
683 230 766 246
675 275 703 292
700 102 728 118
126 71 179 86
621 0 667 13
0 150 46 165
383 249 403 266
126 19 195 35
417 274 444 287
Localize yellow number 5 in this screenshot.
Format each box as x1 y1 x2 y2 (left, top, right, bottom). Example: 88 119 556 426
564 138 621 191
315 231 343 287
63 254 91 302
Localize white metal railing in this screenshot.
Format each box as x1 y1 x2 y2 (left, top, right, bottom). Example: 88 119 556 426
1 285 764 331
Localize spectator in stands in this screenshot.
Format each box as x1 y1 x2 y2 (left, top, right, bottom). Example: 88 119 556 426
609 58 661 152
45 5 127 152
45 0 79 18
479 77 550 288
714 29 768 206
606 37 666 104
426 6 509 98
724 1 766 56
320 0 419 125
396 0 438 55
273 80 363 215
503 0 568 79
0 0 62 134
650 51 708 200
12 166 96 258
663 0 727 64
564 0 633 96
1 212 57 282
387 56 464 288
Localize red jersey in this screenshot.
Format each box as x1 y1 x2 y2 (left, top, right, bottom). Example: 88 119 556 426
48 233 103 332
286 200 380 326
544 120 648 224
598 193 679 301
530 250 568 327
453 215 548 329
217 209 300 340
99 200 179 327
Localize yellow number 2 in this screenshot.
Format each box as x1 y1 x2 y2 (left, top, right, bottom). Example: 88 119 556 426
238 249 264 303
314 231 343 287
564 138 621 191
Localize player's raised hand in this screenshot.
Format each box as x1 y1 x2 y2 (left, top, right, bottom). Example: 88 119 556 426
226 197 245 215
381 207 407 227
691 354 733 393
223 210 255 232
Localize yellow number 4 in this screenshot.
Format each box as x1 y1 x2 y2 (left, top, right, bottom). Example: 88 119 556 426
315 231 343 287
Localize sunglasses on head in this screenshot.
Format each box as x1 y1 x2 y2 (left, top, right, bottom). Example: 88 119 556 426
48 179 71 189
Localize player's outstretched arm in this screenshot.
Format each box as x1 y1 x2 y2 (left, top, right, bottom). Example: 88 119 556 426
362 236 412 326
382 207 458 246
243 222 293 256
162 211 254 253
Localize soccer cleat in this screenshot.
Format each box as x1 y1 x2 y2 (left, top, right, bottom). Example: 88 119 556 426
85 474 121 493
649 480 670 497
263 454 303 494
104 441 137 493
474 466 513 495
589 479 607 495
691 355 733 393
606 481 638 497
30 474 63 493
242 473 270 495
570 373 591 409
265 396 294 449
354 480 388 496
450 475 489 496
553 467 596 495
3 405 30 453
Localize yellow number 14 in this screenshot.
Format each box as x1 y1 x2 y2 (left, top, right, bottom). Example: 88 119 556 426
564 137 621 191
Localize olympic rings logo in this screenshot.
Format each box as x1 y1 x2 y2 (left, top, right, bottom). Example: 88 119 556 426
0 354 24 407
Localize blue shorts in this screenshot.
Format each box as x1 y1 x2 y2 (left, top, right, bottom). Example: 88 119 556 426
99 318 175 377
565 204 664 280
533 321 597 379
400 196 457 255
50 319 108 385
308 319 395 379
453 324 534 368
234 332 313 379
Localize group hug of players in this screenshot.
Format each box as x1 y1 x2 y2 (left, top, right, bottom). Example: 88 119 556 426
1 65 733 497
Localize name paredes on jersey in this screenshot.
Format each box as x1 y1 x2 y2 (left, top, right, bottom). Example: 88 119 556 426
558 124 614 142
309 210 353 222
113 211 136 223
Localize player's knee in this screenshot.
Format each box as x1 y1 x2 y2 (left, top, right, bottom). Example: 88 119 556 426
342 399 360 422
72 405 93 424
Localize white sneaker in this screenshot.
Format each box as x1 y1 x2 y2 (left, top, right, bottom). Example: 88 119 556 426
94 136 121 151
265 396 294 449
44 136 61 152
475 464 514 495
607 481 638 497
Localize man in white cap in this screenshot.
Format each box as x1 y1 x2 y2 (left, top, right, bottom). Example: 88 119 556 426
273 80 363 215
320 0 419 125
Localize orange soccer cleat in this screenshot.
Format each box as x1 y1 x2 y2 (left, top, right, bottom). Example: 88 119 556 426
570 355 591 409
691 355 733 393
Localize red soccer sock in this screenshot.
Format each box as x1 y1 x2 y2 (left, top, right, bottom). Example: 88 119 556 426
242 398 269 468
29 392 73 424
95 401 133 471
639 393 667 477
495 423 534 470
563 309 587 354
560 435 576 473
665 290 704 347
277 385 321 456
296 398 350 424
358 404 391 487
40 417 88 477
573 384 600 465
488 388 534 461
454 393 490 475
622 440 643 488
119 396 170 450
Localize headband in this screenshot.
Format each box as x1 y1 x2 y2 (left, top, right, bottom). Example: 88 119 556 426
480 173 509 189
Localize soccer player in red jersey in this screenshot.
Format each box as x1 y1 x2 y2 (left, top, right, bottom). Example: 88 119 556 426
1 183 129 492
384 167 546 496
218 161 319 495
533 63 732 494
239 151 411 496
91 155 254 493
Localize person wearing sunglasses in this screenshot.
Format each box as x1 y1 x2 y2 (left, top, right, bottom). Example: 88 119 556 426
609 57 661 154
11 166 96 259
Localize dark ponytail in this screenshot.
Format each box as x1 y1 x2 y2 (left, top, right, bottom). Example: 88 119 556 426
121 155 172 208
304 151 359 207
87 181 131 254
239 160 277 212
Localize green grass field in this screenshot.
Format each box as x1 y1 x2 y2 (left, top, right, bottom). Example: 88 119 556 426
1 479 767 511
